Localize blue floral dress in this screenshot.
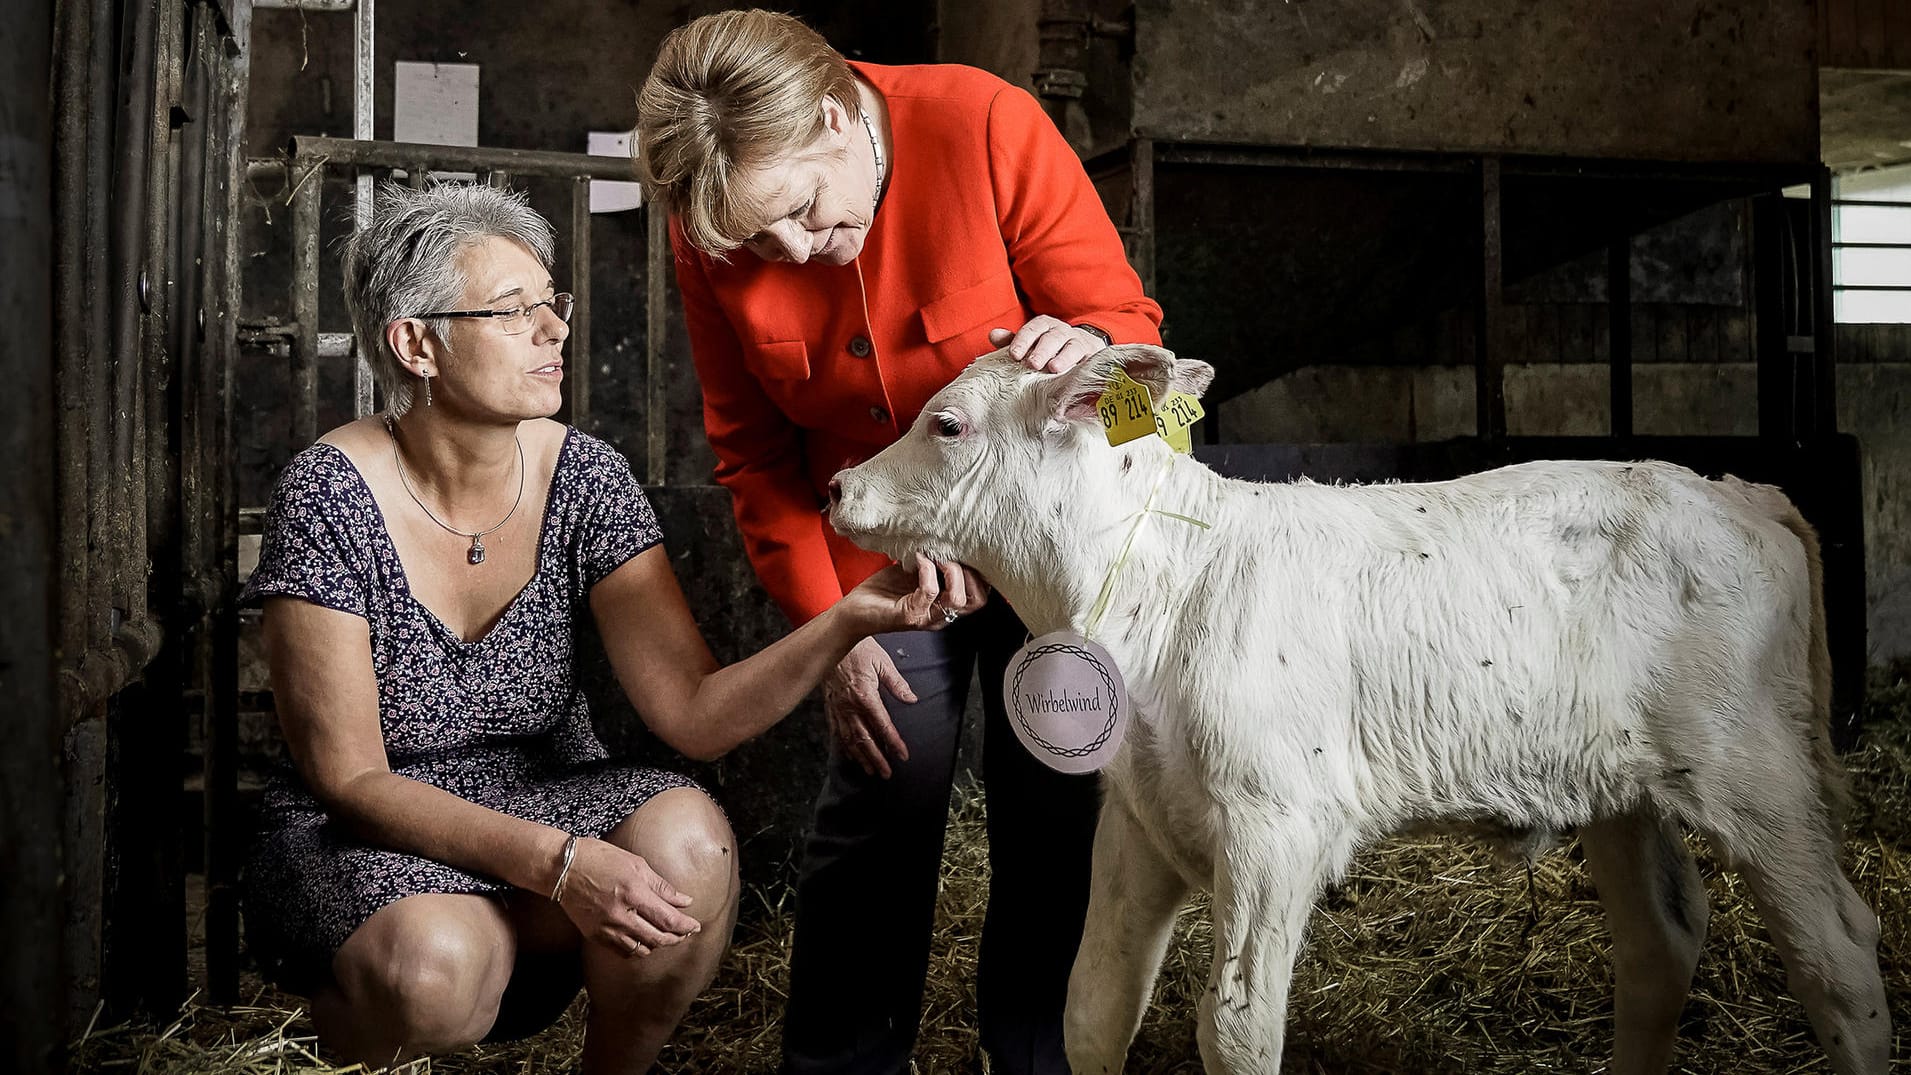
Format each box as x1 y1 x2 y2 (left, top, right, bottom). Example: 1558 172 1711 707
240 426 696 990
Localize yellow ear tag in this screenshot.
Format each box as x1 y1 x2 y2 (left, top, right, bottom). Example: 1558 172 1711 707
1154 391 1206 454
1096 368 1158 447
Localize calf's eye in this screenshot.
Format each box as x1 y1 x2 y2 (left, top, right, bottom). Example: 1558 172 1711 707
933 413 965 438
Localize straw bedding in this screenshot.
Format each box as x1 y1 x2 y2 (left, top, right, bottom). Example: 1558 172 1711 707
73 674 1911 1074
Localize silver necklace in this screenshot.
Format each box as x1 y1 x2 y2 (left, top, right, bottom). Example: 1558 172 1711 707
859 107 886 211
384 415 525 566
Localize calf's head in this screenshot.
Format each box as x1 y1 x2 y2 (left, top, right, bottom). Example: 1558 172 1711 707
828 345 1214 615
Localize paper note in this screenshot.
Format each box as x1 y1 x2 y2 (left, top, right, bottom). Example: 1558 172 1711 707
394 61 479 181
588 130 643 213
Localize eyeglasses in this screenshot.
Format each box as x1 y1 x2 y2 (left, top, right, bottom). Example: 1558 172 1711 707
416 293 574 335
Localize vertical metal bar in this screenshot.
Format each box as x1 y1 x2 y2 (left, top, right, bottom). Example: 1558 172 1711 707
645 205 668 485
54 0 92 696
1810 166 1837 437
141 0 184 602
352 0 375 417
570 176 592 429
1475 155 1507 443
201 0 249 1005
1130 137 1155 297
292 157 321 449
204 0 251 1006
114 0 188 1016
1608 238 1632 438
1753 195 1792 440
110 0 159 644
9 0 68 1066
80 0 117 695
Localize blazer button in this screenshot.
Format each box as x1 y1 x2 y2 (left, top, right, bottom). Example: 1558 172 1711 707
847 335 873 357
869 406 889 424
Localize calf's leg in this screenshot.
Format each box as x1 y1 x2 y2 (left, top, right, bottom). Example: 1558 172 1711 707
1196 813 1349 1075
1715 794 1889 1075
1579 811 1708 1075
1063 798 1191 1075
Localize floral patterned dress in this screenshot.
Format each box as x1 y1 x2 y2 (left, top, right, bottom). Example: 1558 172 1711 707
240 427 696 990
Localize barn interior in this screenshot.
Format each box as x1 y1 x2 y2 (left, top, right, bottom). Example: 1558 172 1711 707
8 1 1911 1072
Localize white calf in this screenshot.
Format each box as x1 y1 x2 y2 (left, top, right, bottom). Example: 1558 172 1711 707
826 346 1889 1075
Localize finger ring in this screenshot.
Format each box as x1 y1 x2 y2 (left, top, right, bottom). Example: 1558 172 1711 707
943 607 960 624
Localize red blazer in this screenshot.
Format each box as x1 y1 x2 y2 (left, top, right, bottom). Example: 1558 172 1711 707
673 62 1164 626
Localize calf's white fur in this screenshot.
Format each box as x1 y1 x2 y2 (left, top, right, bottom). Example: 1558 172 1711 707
826 346 1890 1074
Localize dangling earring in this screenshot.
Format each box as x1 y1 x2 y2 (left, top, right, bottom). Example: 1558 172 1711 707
421 372 432 407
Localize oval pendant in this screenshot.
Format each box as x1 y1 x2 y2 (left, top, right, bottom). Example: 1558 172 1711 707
467 536 486 565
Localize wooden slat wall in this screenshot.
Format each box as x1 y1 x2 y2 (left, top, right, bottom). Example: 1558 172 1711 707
1822 0 1911 70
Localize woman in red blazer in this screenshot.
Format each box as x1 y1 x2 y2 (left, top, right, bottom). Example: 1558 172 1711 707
636 11 1163 1073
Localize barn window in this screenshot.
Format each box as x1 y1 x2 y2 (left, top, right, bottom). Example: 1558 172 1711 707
1833 164 1911 324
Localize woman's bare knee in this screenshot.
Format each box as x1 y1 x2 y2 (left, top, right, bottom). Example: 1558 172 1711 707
327 895 516 1055
609 788 739 896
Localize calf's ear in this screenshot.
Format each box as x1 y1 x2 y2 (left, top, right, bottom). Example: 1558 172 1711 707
1102 345 1212 402
1045 345 1212 424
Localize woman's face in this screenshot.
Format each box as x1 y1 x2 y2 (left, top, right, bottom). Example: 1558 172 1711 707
736 96 879 267
434 236 570 419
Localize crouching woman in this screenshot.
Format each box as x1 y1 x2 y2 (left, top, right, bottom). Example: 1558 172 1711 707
240 180 983 1072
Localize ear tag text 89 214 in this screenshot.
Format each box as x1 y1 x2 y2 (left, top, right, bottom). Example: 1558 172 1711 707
1154 391 1206 454
1096 368 1157 448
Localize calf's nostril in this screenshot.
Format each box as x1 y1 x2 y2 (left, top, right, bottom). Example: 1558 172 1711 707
826 477 843 505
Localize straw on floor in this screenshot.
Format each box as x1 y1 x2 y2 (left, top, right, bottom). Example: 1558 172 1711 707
73 678 1911 1074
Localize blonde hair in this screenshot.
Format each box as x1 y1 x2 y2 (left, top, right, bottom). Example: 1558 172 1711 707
634 10 861 255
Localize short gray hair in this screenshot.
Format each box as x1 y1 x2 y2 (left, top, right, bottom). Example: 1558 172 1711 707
341 181 557 417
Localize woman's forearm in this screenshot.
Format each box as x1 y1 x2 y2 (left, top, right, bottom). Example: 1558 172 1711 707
324 769 571 895
665 603 868 760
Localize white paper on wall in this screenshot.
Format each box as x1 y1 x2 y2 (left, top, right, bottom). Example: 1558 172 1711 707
395 61 480 181
588 130 644 213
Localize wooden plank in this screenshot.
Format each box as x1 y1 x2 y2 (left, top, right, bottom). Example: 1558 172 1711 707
1633 304 1659 364
1858 0 1887 67
1657 302 1688 363
1503 304 1530 365
1686 307 1718 364
1532 304 1562 364
1556 303 1589 362
1721 306 1751 362
1828 0 1861 66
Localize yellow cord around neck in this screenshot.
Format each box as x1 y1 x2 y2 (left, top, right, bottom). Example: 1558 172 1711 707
1082 455 1210 642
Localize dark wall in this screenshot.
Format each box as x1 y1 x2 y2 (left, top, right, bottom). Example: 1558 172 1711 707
4 0 67 1070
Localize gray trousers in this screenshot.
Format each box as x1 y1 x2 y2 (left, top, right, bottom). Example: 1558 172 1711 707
779 598 1102 1075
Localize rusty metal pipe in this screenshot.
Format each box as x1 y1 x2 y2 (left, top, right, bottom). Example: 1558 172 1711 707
53 0 93 687
570 176 591 427
289 135 631 179
645 206 667 485
81 0 117 672
204 0 252 1004
110 0 157 636
291 158 321 449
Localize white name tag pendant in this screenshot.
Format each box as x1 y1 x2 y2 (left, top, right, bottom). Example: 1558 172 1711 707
1002 631 1129 774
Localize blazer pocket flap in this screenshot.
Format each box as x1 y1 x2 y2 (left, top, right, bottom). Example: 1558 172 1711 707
919 271 1021 343
743 339 811 381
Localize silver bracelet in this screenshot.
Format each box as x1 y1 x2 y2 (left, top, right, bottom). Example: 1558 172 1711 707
550 832 579 903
